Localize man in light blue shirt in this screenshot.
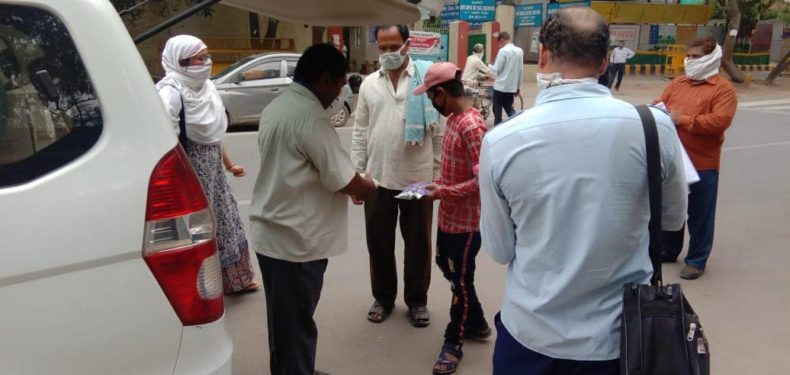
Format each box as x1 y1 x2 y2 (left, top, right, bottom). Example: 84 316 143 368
491 32 524 126
479 8 688 374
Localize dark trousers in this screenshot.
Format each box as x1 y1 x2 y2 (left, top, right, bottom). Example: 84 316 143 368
257 253 328 375
493 314 619 375
608 63 625 90
493 89 516 126
436 231 487 347
662 170 719 269
597 71 610 87
364 187 433 309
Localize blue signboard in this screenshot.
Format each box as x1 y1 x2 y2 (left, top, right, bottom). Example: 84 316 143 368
440 2 460 28
515 4 542 27
460 0 496 22
649 25 660 44
546 1 591 17
440 2 460 21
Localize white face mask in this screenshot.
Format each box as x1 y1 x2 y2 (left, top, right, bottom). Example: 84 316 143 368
684 44 722 81
379 43 408 71
182 60 213 82
536 71 598 91
474 52 484 59
536 72 561 91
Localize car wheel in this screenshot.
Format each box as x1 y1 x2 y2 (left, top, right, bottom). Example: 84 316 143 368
330 104 350 127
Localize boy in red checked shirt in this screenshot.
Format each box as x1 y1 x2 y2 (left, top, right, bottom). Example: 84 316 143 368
412 63 489 375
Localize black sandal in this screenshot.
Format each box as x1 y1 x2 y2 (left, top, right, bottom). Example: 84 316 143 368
408 306 431 328
433 342 463 374
367 301 393 323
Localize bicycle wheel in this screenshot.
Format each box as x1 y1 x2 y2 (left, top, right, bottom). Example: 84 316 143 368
481 97 492 120
516 93 524 110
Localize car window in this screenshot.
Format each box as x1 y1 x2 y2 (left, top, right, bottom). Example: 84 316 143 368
0 5 102 187
212 54 258 80
240 60 282 81
286 59 298 77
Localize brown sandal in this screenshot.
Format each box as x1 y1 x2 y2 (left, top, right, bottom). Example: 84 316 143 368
367 301 393 323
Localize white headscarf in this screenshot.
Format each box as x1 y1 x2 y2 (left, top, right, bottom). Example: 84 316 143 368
684 44 722 82
155 35 227 145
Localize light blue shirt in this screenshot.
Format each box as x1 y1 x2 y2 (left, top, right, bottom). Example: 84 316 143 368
492 43 524 93
479 82 688 360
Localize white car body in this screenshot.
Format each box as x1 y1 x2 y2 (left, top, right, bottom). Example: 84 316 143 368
0 0 419 374
0 0 231 374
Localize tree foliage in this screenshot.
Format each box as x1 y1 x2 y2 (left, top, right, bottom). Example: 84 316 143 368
715 0 790 35
110 0 215 23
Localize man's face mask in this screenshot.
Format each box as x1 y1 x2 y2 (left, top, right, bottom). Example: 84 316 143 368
379 42 408 71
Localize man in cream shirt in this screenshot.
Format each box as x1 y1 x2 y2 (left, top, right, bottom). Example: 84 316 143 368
352 25 443 328
462 43 493 85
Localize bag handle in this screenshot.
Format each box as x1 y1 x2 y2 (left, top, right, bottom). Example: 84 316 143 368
635 105 663 286
178 96 188 146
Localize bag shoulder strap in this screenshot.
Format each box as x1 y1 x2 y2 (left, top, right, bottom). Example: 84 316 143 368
635 105 663 285
178 96 188 146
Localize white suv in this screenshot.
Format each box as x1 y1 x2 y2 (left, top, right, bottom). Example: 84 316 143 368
0 0 231 373
0 0 421 373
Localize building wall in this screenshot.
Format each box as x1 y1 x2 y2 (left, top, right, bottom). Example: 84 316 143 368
123 4 312 76
496 5 516 41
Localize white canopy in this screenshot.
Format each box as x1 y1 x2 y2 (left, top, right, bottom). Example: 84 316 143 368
221 0 423 26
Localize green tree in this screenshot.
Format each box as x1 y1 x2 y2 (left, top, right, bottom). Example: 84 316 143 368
715 0 790 36
110 0 214 24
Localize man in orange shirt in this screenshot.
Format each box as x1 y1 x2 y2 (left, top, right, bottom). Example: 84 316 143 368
654 36 737 280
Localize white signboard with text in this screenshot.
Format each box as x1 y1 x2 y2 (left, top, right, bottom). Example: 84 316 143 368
409 31 442 56
610 25 639 42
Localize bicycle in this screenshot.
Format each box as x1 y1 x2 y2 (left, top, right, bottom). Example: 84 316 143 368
464 79 523 121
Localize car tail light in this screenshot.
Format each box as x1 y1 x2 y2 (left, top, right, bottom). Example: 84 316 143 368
143 147 223 326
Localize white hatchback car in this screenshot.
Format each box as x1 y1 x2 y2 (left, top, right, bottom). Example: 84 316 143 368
212 53 356 127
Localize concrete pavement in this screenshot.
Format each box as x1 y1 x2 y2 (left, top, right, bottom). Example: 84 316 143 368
221 76 790 375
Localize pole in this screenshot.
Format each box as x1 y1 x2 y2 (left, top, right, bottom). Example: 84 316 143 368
133 0 222 45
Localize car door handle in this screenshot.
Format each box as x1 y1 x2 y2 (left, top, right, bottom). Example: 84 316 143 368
270 88 280 92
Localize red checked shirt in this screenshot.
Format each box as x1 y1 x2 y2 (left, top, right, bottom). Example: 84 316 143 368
435 107 487 233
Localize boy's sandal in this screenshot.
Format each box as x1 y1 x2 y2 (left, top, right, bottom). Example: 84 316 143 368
433 343 463 375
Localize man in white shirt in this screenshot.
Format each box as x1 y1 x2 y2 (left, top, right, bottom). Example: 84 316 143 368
480 8 687 373
250 44 376 375
609 40 635 91
462 43 493 84
491 32 524 125
352 25 443 328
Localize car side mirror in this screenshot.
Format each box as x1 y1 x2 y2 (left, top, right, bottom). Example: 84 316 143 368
230 74 242 84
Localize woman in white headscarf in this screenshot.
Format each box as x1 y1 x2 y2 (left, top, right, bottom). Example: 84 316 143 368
156 34 259 294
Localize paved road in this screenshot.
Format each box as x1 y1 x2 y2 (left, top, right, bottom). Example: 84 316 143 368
221 93 790 375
